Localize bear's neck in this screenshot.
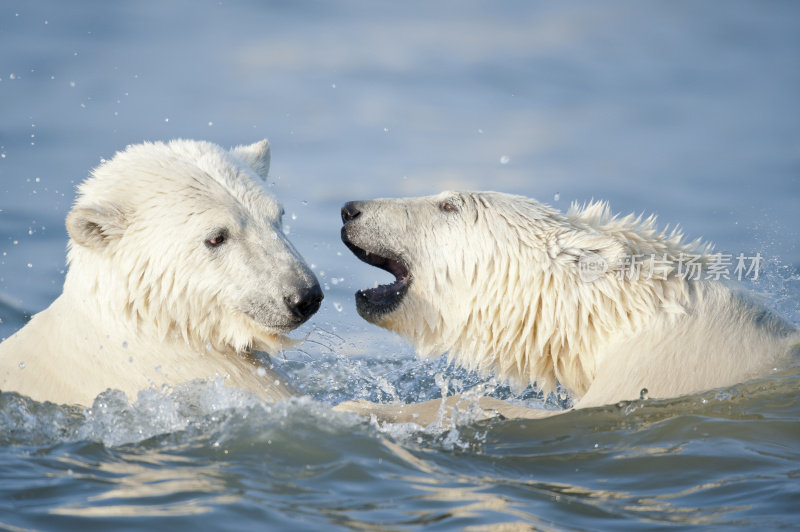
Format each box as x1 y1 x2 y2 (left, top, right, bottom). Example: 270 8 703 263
459 265 691 397
403 242 696 399
31 293 295 405
62 251 285 358
37 260 296 404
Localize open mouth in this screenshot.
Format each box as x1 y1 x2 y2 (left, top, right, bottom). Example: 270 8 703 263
341 229 411 319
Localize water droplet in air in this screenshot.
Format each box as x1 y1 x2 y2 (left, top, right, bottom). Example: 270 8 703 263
500 155 510 165
18 361 25 370
333 302 343 312
554 192 560 201
639 388 649 400
121 341 128 349
256 366 267 377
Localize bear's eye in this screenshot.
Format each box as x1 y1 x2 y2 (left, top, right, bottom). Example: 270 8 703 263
440 201 459 213
205 229 229 249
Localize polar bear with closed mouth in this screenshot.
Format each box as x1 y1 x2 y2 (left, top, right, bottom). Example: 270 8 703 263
0 139 323 406
338 191 798 422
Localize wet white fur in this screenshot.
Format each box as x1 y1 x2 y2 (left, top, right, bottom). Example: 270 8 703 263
0 139 318 406
345 191 798 409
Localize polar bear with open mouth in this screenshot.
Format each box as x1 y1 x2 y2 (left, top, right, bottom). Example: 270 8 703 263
0 139 323 406
338 191 798 422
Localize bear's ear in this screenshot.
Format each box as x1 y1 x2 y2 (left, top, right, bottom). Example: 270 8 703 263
230 139 270 181
66 206 128 249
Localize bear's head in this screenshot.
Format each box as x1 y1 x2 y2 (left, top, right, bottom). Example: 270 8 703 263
65 139 322 354
341 190 695 393
340 191 575 340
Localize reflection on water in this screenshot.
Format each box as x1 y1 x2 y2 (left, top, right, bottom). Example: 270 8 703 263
51 453 236 517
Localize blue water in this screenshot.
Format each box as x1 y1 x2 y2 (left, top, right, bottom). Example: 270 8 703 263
1 1 799 529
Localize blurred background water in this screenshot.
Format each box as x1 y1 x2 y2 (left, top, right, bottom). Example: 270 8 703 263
1 1 798 530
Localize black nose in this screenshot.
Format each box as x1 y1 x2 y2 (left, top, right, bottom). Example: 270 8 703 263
341 201 362 223
285 284 324 322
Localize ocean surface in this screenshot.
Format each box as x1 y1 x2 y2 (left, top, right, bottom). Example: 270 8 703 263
1 1 799 530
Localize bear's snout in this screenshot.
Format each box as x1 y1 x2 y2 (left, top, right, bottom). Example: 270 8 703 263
284 283 324 323
341 201 363 223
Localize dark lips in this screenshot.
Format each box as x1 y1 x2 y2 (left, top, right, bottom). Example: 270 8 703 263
341 228 411 319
